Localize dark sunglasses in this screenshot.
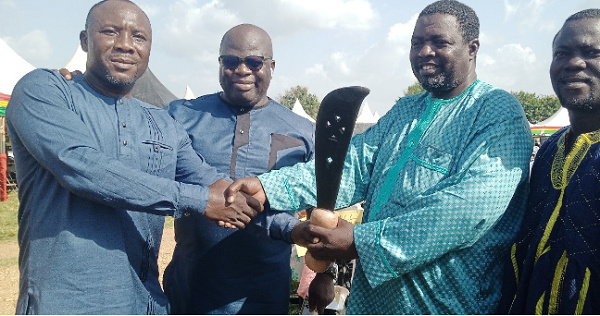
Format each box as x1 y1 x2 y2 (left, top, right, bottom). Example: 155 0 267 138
218 55 272 71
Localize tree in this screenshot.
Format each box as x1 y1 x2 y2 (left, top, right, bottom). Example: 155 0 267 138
511 91 561 124
404 82 425 96
278 85 320 120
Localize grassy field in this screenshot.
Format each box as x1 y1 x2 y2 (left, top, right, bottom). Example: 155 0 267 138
0 190 20 314
0 190 18 242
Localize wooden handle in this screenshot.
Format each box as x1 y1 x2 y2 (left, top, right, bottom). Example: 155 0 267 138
305 208 338 272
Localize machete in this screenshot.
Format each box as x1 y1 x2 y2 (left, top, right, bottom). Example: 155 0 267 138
315 86 370 209
306 86 369 272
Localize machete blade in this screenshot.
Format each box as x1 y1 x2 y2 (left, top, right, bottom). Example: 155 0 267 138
315 86 370 210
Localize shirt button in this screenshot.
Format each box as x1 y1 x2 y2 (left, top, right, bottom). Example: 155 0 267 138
184 212 191 217
120 99 124 104
122 122 127 128
240 129 244 134
123 140 128 146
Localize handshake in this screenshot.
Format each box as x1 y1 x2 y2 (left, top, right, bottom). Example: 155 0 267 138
209 177 359 261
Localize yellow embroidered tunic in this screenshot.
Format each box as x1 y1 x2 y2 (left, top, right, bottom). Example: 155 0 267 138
499 127 600 314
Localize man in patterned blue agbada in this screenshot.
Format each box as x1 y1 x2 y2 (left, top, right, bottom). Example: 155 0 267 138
498 9 600 314
226 0 532 314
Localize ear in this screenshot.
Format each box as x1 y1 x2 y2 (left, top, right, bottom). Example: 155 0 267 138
80 30 89 53
270 59 275 73
468 38 480 58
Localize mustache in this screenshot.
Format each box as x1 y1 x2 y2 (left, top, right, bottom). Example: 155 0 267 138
556 75 591 84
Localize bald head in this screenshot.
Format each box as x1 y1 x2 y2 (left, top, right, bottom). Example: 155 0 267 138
219 24 273 58
85 0 150 32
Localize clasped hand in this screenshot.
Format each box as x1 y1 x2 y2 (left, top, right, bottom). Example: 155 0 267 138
205 179 263 229
226 177 359 259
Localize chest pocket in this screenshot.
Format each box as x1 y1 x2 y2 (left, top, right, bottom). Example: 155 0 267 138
269 133 307 171
141 140 175 176
403 143 452 198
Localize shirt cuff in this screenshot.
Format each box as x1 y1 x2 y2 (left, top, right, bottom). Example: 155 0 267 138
354 219 400 288
258 172 301 213
173 182 210 218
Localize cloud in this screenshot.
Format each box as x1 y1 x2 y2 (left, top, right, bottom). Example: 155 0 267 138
137 2 162 20
276 0 378 31
272 11 418 114
160 0 378 60
502 0 518 21
3 30 52 65
478 43 553 95
386 13 418 56
498 43 536 64
161 0 239 61
0 0 17 9
387 14 417 43
503 0 554 32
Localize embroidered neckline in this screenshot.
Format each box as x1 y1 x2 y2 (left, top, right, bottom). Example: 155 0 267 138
551 128 600 189
427 79 480 103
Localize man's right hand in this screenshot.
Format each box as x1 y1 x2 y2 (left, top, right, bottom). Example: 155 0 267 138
205 179 263 229
224 177 267 205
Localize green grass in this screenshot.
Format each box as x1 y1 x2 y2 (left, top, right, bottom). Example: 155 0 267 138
0 190 19 242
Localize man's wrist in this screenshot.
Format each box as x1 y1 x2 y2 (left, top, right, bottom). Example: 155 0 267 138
318 262 338 282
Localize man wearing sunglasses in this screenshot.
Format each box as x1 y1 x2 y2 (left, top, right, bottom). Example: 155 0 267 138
162 24 317 314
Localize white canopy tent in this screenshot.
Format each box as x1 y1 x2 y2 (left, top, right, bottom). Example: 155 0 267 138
530 106 570 139
356 101 378 124
533 106 570 128
183 85 196 100
0 38 35 95
65 45 87 73
292 98 315 123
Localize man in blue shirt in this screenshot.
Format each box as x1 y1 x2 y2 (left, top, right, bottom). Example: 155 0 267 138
163 24 318 314
7 0 260 314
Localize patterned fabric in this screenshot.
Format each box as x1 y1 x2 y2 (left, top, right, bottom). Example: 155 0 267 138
258 80 532 314
163 94 315 314
498 127 600 314
7 69 224 314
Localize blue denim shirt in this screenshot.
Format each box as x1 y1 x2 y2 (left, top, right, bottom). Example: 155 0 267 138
7 69 224 314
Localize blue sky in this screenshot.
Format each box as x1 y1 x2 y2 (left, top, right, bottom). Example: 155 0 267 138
1 0 598 116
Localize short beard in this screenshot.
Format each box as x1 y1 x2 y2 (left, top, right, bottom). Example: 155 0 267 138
105 73 136 87
559 94 599 112
418 73 460 96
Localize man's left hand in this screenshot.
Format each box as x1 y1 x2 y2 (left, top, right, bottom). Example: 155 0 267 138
306 217 358 261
